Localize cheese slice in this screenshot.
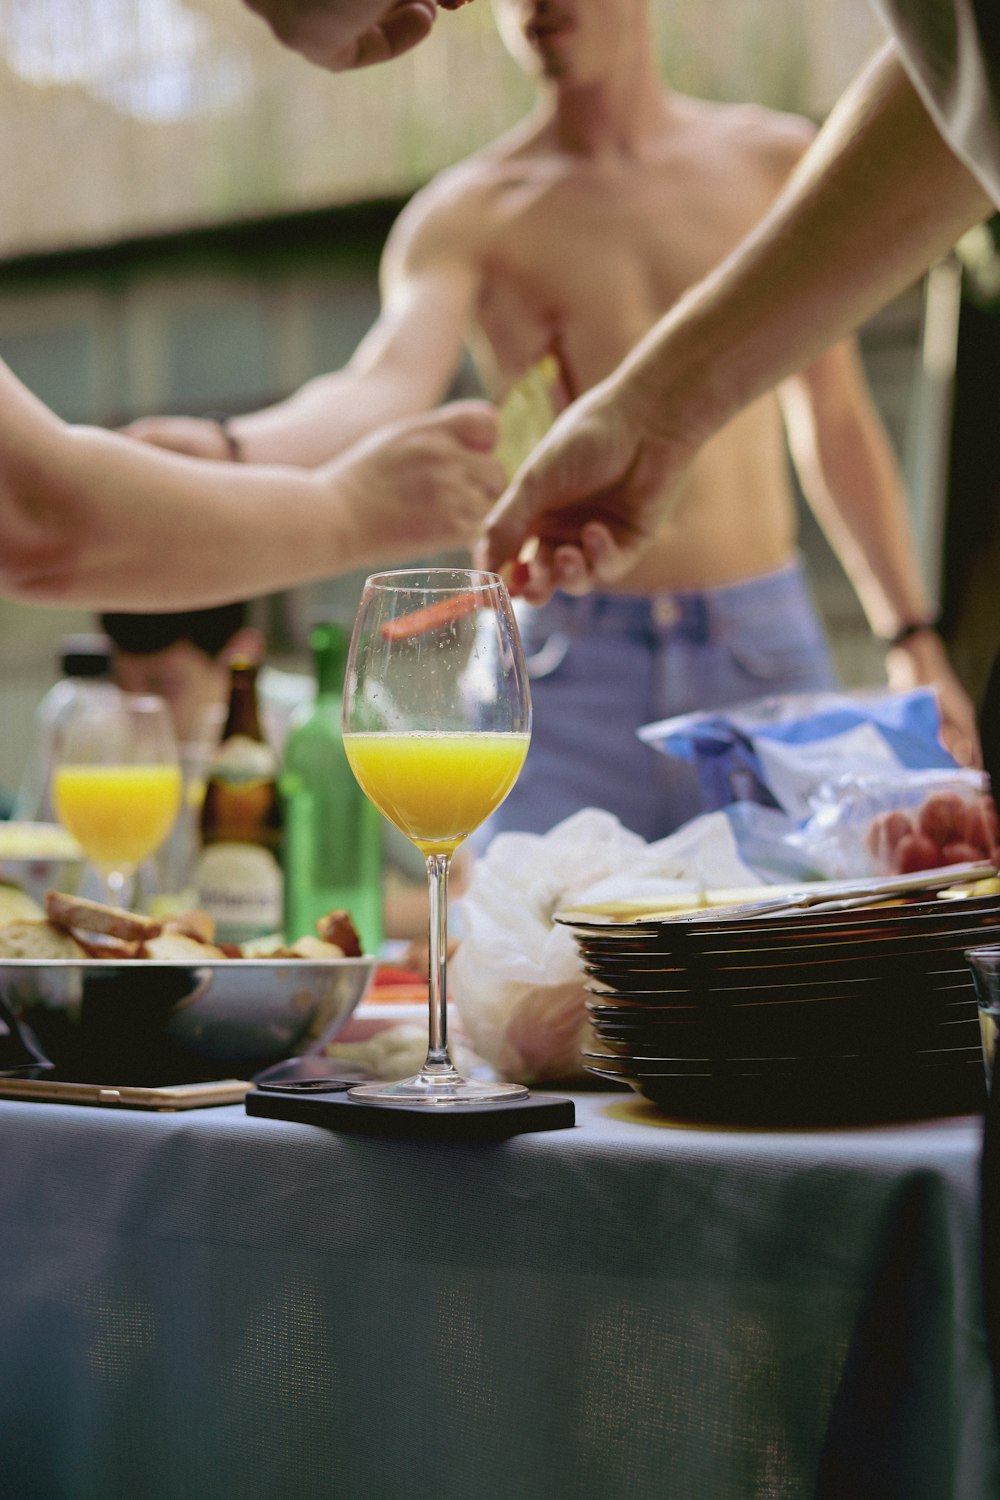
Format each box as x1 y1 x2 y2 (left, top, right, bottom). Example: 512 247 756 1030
496 355 559 480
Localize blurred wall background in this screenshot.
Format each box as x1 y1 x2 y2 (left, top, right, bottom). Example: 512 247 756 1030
0 0 885 260
0 0 970 799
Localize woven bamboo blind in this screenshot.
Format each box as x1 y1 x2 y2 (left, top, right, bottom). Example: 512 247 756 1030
0 0 885 258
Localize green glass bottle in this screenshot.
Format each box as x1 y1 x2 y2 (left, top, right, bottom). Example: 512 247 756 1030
281 622 383 954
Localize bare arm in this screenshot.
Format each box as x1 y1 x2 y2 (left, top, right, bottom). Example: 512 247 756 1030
780 338 980 764
124 192 480 468
482 42 994 597
230 258 476 464
0 360 504 609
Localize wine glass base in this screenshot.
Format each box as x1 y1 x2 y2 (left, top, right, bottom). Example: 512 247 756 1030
349 1071 529 1107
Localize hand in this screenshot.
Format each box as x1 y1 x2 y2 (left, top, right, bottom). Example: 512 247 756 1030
478 373 690 604
886 629 983 768
323 400 507 562
120 415 233 461
244 0 441 71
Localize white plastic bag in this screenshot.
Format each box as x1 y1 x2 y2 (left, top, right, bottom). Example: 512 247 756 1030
451 808 762 1083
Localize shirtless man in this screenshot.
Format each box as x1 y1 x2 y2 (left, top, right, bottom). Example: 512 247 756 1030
129 0 977 837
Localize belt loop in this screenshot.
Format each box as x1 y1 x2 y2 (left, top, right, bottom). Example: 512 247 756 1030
650 594 680 630
690 594 711 643
565 591 593 638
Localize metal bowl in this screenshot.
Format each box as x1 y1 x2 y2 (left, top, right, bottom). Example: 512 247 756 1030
0 955 377 1084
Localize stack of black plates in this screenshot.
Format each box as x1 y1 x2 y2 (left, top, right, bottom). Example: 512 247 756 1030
556 887 1000 1125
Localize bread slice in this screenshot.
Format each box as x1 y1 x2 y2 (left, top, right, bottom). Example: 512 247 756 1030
240 933 345 959
72 932 146 960
0 883 45 925
281 935 346 959
144 931 226 961
162 909 216 945
44 890 162 943
0 920 88 960
315 909 362 957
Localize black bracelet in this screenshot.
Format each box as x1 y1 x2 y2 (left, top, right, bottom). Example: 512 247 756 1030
886 615 942 649
205 412 244 462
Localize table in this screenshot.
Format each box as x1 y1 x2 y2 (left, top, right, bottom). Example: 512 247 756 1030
0 1089 997 1500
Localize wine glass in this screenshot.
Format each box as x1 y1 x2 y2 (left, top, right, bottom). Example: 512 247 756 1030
51 685 183 909
342 568 531 1105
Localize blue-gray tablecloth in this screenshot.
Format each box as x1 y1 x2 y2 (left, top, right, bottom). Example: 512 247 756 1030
0 1090 996 1500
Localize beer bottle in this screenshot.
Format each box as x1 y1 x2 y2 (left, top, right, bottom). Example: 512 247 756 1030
195 657 283 944
282 622 383 953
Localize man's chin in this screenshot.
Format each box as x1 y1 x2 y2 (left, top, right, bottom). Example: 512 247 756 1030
536 49 569 81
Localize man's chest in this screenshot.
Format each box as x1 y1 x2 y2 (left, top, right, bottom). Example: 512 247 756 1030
472 169 767 378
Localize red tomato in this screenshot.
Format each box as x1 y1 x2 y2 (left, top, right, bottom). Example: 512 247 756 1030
979 795 1000 846
939 840 983 865
917 791 968 847
864 809 913 865
962 801 994 854
893 832 942 873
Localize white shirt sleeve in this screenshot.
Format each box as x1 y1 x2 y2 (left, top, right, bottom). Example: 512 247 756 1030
870 0 1000 208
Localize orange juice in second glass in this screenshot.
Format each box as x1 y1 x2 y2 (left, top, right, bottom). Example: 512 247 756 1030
343 730 529 856
53 764 183 873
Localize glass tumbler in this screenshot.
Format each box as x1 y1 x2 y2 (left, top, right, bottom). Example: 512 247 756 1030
965 944 1000 1090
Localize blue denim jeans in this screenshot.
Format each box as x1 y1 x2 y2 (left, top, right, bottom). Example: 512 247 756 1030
482 561 837 845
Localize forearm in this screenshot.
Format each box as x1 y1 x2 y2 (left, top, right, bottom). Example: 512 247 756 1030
616 42 993 450
783 367 936 639
782 341 980 760
800 427 979 762
228 366 429 467
0 381 504 610
808 460 935 642
229 268 471 466
0 423 355 610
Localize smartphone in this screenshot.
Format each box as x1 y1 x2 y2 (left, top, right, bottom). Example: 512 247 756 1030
0 1076 250 1110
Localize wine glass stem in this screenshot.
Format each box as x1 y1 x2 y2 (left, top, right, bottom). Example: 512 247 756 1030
100 868 132 908
425 853 453 1073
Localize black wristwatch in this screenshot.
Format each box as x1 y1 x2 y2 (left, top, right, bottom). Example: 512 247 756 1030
885 614 942 649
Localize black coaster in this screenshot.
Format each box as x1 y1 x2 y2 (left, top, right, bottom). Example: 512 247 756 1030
245 1086 575 1141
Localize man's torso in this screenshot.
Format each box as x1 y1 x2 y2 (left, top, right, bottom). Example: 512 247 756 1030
430 95 817 592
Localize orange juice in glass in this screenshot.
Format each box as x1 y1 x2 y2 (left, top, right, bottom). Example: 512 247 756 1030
343 730 529 858
51 688 181 907
342 568 531 1106
53 764 183 875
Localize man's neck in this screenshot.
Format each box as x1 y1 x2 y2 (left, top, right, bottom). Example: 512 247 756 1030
544 60 671 158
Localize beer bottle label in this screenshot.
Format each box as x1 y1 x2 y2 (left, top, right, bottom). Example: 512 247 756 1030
207 734 276 784
195 841 283 946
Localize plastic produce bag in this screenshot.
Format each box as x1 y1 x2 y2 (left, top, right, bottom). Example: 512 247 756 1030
638 688 955 822
451 808 762 1083
787 767 999 879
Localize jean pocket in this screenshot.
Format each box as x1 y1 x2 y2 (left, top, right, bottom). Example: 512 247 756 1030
722 629 832 689
525 632 572 680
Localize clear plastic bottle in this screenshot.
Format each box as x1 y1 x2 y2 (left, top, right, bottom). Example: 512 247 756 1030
282 622 383 954
13 633 115 824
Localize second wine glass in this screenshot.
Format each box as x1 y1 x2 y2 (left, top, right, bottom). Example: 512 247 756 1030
52 686 183 909
342 568 531 1105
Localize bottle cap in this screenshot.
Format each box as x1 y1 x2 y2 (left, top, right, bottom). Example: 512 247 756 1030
228 654 261 675
59 633 113 679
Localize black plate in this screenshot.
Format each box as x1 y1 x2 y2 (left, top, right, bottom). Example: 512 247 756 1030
581 1050 987 1125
